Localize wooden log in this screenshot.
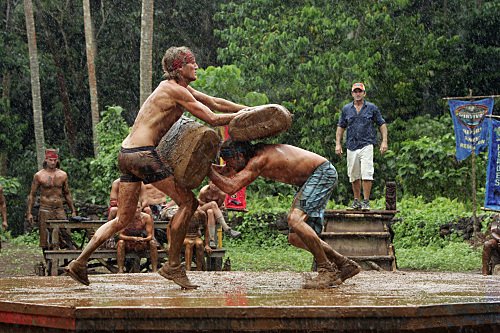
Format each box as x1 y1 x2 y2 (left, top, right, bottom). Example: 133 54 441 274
157 116 219 190
228 104 293 141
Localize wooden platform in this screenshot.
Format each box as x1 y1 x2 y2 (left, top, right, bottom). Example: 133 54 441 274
0 271 499 332
322 209 398 271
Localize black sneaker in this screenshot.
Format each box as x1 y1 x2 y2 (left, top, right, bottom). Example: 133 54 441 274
347 199 361 210
209 240 217 249
361 199 370 210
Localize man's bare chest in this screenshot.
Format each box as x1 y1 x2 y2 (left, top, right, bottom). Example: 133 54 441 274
39 174 65 189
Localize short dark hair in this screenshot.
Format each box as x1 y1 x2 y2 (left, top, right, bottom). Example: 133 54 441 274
220 138 255 160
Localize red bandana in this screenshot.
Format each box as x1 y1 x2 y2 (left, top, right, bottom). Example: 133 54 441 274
45 149 58 159
168 51 195 72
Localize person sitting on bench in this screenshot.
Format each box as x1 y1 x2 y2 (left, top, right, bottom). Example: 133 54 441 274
167 207 212 271
116 202 158 273
483 214 500 275
198 180 241 249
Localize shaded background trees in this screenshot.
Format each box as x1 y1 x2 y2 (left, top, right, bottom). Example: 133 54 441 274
0 0 499 234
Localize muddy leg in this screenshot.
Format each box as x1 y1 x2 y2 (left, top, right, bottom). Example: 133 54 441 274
63 182 141 285
149 240 158 273
195 239 205 271
483 239 498 275
117 240 126 273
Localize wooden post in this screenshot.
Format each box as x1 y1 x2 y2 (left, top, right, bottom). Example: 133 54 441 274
469 89 479 235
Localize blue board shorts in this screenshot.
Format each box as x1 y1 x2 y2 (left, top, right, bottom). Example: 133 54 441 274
290 161 337 235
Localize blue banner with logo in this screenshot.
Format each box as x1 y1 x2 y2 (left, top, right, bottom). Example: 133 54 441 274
449 98 494 162
485 119 500 210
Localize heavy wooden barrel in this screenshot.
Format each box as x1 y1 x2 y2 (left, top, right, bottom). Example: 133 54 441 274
228 104 293 141
156 116 219 190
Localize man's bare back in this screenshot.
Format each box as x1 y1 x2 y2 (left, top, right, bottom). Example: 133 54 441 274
211 144 327 195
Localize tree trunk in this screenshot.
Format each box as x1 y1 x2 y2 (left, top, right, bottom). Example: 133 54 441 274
24 0 45 169
83 0 100 157
139 0 154 108
33 0 78 158
1 0 14 176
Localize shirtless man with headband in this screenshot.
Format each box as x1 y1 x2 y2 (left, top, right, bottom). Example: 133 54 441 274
27 149 77 249
64 46 247 289
209 139 361 289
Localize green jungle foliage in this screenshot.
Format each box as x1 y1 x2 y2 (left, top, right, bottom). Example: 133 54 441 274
88 106 130 204
190 65 269 107
391 196 487 271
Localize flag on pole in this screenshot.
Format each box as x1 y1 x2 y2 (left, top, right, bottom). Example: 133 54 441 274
448 98 494 162
485 118 500 210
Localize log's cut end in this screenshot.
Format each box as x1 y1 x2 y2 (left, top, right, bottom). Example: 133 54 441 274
228 104 293 141
157 116 219 189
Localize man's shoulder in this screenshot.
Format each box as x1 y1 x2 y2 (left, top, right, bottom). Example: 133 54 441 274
364 101 379 109
159 79 191 94
55 169 68 177
342 101 354 109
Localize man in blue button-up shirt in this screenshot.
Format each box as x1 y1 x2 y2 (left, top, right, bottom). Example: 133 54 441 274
335 83 388 211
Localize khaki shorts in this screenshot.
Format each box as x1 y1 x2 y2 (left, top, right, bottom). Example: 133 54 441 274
347 144 374 182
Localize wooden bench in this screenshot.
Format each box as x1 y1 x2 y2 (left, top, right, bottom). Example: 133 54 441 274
44 220 226 276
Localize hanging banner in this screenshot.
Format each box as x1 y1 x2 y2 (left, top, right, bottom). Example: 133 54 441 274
485 119 500 210
222 125 247 210
448 98 494 162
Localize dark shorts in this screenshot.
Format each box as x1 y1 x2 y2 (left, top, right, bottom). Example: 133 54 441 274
38 206 68 248
290 161 337 235
118 146 173 184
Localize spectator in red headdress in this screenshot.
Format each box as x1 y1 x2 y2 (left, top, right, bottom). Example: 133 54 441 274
27 149 77 249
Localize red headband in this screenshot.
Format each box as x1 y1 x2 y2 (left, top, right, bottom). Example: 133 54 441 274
168 51 195 72
45 149 58 159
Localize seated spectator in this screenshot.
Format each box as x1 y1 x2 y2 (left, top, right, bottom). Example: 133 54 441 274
167 207 212 271
108 179 150 221
116 203 158 273
141 183 169 221
198 180 241 249
483 214 500 275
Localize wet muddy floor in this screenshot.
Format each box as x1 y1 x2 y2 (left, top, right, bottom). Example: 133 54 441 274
1 270 499 308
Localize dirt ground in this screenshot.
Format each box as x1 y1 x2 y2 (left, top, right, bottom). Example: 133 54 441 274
0 240 45 278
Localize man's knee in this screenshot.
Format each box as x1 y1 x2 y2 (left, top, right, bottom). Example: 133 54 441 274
116 240 125 250
287 210 305 229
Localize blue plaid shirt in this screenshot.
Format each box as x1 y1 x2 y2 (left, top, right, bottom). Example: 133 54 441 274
338 101 386 151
